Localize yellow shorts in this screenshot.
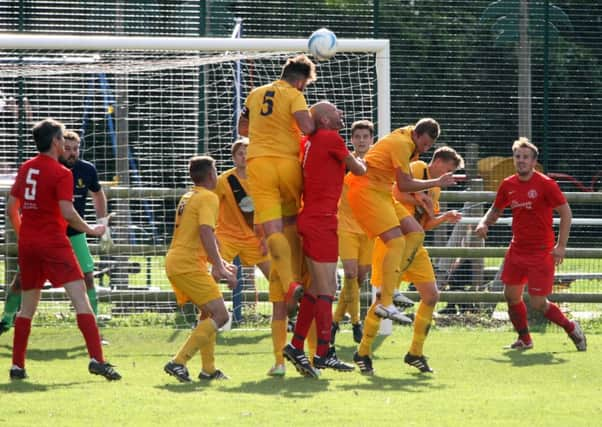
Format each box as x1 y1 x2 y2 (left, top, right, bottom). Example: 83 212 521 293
247 156 302 223
401 246 436 284
168 270 222 307
218 236 269 266
338 230 374 265
347 185 411 238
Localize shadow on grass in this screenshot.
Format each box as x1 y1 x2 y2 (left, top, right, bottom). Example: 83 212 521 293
0 381 84 393
337 372 442 393
489 351 568 367
0 344 87 361
221 376 330 397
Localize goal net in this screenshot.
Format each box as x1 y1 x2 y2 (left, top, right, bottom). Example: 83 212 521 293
0 33 389 328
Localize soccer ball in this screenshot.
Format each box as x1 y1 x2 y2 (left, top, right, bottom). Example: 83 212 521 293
307 28 337 61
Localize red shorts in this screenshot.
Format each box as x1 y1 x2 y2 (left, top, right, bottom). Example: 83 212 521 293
18 241 83 290
297 213 338 262
501 246 555 296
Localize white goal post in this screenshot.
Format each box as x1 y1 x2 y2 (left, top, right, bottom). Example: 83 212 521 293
0 32 391 136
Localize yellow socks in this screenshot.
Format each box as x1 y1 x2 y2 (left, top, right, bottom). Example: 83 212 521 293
266 232 294 292
348 277 361 324
283 223 303 282
271 319 287 365
380 236 405 306
174 318 217 369
409 301 435 356
400 231 424 272
358 302 381 356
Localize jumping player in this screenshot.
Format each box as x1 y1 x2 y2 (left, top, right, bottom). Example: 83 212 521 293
331 120 375 345
283 101 366 377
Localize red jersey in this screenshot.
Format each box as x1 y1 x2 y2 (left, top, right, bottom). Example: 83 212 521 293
493 171 566 251
10 154 74 247
300 129 350 217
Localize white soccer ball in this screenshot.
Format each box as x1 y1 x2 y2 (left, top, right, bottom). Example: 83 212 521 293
308 28 337 61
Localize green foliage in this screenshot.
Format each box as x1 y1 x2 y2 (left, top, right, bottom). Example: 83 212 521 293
0 327 599 426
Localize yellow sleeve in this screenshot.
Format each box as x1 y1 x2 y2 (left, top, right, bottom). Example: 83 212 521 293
196 191 219 228
290 91 308 114
215 173 226 199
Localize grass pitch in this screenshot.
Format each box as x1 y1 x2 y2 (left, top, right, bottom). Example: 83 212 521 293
0 325 599 426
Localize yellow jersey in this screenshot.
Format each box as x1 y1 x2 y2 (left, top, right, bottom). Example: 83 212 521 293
215 168 256 242
396 160 441 226
244 80 308 160
165 186 218 276
354 126 416 192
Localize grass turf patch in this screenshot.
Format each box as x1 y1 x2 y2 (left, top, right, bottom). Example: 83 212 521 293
0 326 599 426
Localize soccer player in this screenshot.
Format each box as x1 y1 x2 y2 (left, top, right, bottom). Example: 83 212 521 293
283 101 366 377
475 138 586 352
0 131 113 343
390 147 464 372
347 118 456 375
164 156 238 383
237 54 316 323
61 130 112 342
331 120 375 345
7 118 120 381
214 138 277 375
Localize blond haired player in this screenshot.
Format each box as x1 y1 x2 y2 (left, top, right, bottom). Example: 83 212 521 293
347 118 456 375
214 139 281 375
331 120 375 345
164 156 237 383
389 146 464 372
238 54 317 371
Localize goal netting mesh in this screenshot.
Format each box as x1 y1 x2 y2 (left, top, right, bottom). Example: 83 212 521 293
0 39 380 328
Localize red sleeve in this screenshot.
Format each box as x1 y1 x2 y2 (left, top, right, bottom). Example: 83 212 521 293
545 178 567 208
330 132 350 162
56 168 74 202
493 180 509 211
10 171 23 199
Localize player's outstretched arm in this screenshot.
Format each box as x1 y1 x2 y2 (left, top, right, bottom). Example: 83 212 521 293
59 200 105 237
395 168 456 193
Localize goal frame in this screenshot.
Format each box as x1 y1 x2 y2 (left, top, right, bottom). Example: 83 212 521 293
0 32 391 137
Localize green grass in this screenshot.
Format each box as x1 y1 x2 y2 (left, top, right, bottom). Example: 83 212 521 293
0 325 600 426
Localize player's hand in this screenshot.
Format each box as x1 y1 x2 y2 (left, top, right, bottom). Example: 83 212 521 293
98 213 115 252
437 172 456 188
259 238 268 256
551 244 566 266
213 262 238 289
475 222 488 239
89 224 106 237
445 210 462 224
416 194 436 217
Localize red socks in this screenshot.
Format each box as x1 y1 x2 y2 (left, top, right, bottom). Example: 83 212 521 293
315 295 334 358
291 294 316 350
12 316 32 368
76 313 104 362
508 301 531 343
544 303 574 333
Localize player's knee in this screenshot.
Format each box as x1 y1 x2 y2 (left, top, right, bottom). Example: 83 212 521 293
530 297 548 312
421 287 439 306
212 308 230 328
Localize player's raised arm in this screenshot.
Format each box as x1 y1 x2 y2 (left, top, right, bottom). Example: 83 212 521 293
294 109 315 135
237 107 249 137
